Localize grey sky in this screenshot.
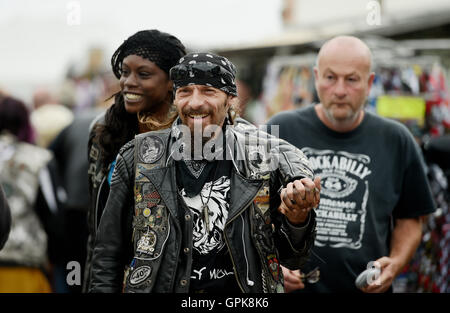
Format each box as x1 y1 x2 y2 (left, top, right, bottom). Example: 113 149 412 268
0 0 283 99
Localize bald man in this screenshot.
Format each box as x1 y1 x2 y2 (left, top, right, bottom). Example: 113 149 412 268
267 36 435 293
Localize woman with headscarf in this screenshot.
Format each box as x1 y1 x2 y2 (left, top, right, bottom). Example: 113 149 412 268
83 29 186 292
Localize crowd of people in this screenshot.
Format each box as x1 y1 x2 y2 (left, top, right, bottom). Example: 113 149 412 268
0 30 446 294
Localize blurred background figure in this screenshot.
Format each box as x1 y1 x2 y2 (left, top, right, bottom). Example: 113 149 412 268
0 95 54 292
0 185 11 251
48 106 102 293
236 79 266 126
30 87 74 148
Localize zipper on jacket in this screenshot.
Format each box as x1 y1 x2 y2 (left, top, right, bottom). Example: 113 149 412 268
223 184 260 293
167 173 185 292
240 214 254 287
94 176 107 231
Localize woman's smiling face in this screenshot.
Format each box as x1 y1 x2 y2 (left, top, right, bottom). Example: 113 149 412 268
119 54 172 114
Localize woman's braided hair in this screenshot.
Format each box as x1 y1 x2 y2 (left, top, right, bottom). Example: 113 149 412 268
111 30 186 80
93 30 186 172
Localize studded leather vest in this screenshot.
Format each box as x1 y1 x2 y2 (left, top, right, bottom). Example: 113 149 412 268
122 120 316 293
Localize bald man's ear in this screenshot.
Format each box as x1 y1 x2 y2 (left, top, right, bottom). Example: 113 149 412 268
313 67 320 91
366 72 375 96
313 66 319 81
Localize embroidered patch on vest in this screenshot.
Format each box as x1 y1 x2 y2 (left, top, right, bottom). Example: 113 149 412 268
89 145 99 160
136 230 158 255
139 135 165 163
129 265 152 285
254 186 270 215
267 254 280 282
144 188 161 208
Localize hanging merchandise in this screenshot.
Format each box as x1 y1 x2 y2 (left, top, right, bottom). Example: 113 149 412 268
393 162 449 293
398 135 450 293
368 57 450 138
424 64 450 137
364 56 450 293
261 54 317 120
261 52 450 138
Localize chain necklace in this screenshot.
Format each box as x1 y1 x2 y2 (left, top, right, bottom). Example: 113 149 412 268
199 162 219 235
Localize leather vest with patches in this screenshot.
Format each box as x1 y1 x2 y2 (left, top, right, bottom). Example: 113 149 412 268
123 126 285 293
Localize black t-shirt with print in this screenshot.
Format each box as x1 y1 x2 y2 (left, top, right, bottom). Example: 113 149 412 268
267 105 436 292
176 158 240 293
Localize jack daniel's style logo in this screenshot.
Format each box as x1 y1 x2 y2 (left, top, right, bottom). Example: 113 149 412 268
302 148 372 249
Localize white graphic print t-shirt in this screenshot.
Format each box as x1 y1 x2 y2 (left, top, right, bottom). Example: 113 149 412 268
177 159 239 292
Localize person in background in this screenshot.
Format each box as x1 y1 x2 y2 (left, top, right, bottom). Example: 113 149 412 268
0 92 11 249
47 107 103 293
236 79 266 126
30 88 74 148
83 29 186 292
267 36 436 293
0 95 54 292
0 186 11 250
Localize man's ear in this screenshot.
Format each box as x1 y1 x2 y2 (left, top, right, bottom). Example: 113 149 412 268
226 95 238 110
366 72 375 97
313 66 319 81
313 67 320 91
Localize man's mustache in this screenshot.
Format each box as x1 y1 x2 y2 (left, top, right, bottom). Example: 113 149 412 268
182 107 211 115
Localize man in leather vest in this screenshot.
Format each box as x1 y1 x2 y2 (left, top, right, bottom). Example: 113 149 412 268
90 53 321 293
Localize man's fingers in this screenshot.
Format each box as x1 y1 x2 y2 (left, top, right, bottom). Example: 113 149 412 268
283 271 301 283
278 201 290 217
305 186 314 205
313 176 321 206
282 177 322 211
278 193 287 214
298 178 316 204
282 186 295 208
300 177 316 190
313 176 321 192
294 181 306 201
281 267 305 292
374 258 389 269
286 182 296 204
